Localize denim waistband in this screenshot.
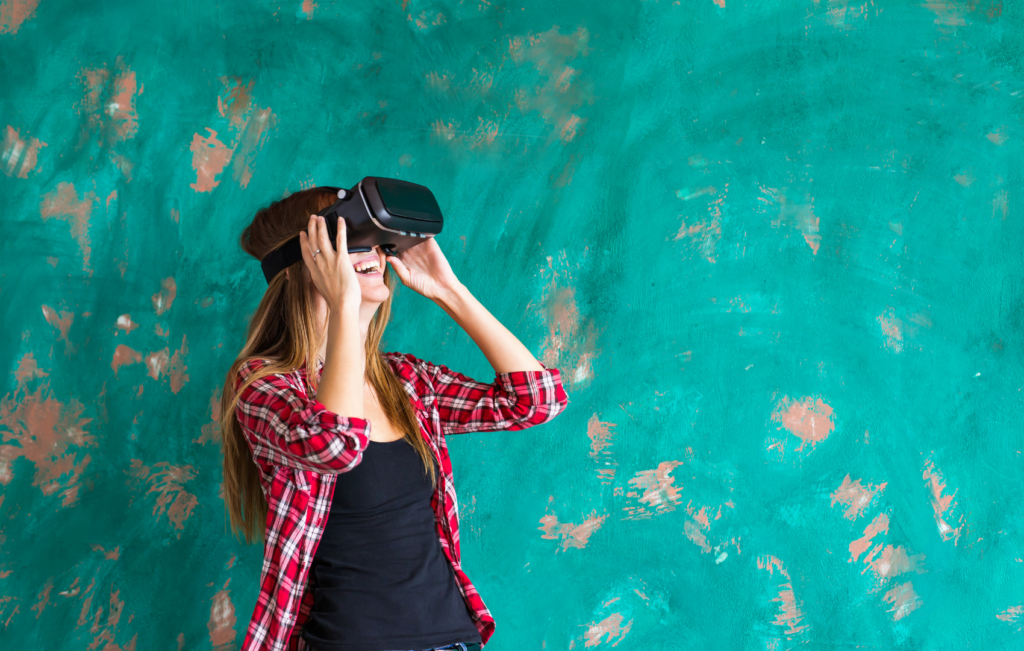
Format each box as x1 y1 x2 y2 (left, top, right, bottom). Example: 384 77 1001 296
434 643 481 651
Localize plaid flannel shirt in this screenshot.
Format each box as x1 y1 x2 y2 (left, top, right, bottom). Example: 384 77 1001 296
233 351 569 651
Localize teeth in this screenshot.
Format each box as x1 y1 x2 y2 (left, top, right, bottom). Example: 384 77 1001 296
355 259 379 274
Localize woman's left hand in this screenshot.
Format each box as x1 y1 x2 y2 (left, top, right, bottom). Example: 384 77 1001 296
385 238 462 301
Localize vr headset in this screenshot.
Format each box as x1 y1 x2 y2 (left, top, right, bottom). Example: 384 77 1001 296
260 176 444 284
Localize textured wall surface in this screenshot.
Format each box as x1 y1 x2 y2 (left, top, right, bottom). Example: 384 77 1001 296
2 0 1022 649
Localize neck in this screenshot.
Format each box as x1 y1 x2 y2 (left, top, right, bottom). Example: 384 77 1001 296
317 300 379 365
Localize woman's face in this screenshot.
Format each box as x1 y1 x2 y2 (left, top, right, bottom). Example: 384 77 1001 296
305 244 391 315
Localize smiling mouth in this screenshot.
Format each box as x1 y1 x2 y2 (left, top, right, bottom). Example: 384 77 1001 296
354 260 382 275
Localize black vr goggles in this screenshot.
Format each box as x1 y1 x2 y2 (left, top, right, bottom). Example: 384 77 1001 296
260 176 444 284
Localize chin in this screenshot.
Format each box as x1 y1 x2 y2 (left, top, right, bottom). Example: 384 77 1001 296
362 284 390 304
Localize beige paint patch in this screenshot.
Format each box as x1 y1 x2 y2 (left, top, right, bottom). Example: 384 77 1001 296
2 125 46 178
759 185 822 255
538 509 608 551
529 249 601 388
623 460 683 520
125 458 198 538
82 586 138 650
189 128 232 193
757 555 810 637
112 344 142 374
877 308 904 353
40 182 97 275
74 56 139 180
582 612 632 647
831 474 887 520
882 581 922 621
0 353 96 507
115 314 139 334
987 128 1008 145
922 458 964 545
194 389 222 445
152 276 177 315
41 304 75 354
208 580 237 646
190 76 277 192
672 184 726 264
770 395 835 452
997 605 1023 631
586 413 616 459
0 0 41 34
850 512 889 562
862 544 926 588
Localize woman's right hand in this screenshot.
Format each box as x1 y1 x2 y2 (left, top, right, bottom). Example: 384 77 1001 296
299 214 361 309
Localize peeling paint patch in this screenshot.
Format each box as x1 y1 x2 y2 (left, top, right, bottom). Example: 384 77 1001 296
189 128 232 193
194 390 222 445
41 304 75 354
74 56 139 180
758 186 821 255
152 276 177 315
0 353 96 506
208 580 237 646
849 513 889 562
877 308 904 353
190 76 277 192
922 458 964 545
125 458 198 537
582 612 632 647
769 395 835 453
882 581 922 621
538 508 608 550
112 344 143 374
623 460 683 519
587 413 616 459
40 182 96 275
997 605 1023 631
2 125 46 178
831 474 886 520
671 183 727 263
0 0 41 34
529 249 601 388
757 555 810 637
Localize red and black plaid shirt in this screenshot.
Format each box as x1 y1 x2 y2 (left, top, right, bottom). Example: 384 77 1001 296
233 351 568 651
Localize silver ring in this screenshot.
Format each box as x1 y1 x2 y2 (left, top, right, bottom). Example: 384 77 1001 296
312 249 321 259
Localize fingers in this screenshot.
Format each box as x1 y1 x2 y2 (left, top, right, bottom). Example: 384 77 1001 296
386 254 409 283
315 214 333 260
298 216 315 267
337 215 348 253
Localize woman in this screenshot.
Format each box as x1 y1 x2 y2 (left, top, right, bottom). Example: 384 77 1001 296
218 187 569 651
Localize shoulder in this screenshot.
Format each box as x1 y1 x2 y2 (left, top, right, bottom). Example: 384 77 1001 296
382 350 427 375
381 351 437 390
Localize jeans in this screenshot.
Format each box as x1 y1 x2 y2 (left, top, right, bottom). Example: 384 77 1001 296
394 643 481 651
314 643 481 651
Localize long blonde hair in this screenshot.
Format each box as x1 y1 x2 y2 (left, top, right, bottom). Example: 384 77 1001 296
219 187 436 545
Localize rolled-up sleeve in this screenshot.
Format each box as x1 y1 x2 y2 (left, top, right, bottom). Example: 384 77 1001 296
235 361 371 474
415 354 569 436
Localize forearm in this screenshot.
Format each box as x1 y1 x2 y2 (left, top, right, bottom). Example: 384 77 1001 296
435 282 544 374
317 303 366 418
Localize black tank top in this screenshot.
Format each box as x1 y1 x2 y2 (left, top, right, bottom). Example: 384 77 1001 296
301 438 483 651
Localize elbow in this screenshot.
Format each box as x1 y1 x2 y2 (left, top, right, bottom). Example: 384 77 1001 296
284 416 372 473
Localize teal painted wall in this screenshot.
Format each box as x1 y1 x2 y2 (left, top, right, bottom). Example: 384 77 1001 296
2 0 1022 649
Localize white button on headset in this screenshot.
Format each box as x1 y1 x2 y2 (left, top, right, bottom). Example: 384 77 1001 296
337 189 348 199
